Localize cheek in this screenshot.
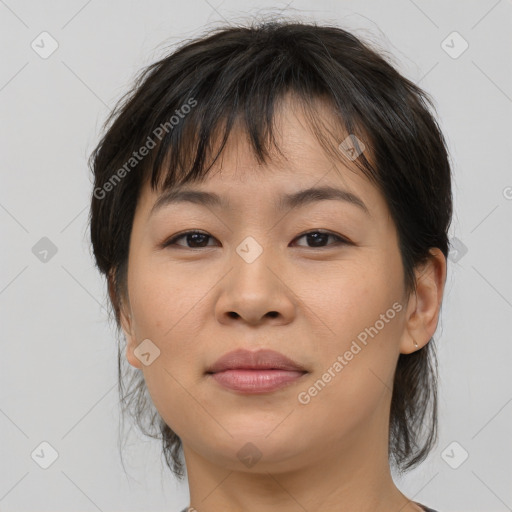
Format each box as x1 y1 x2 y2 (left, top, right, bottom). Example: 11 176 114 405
306 252 404 381
128 259 209 338
126 263 209 410
126 265 204 432
306 254 399 335
296 273 403 438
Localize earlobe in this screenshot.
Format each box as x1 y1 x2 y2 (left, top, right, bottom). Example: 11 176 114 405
399 248 447 355
125 341 143 369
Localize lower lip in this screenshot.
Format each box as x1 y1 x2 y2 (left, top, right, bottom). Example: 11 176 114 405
209 369 307 393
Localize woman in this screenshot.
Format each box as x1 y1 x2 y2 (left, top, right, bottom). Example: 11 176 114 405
89 19 451 512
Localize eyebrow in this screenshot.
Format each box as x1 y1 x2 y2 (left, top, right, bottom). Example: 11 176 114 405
150 185 370 217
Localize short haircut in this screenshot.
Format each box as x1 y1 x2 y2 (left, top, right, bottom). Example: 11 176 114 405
89 19 453 479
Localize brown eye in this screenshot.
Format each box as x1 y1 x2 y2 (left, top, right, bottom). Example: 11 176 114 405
293 230 350 248
163 230 218 249
162 229 350 250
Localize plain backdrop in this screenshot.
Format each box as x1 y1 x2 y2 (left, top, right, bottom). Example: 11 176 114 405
1 1 511 511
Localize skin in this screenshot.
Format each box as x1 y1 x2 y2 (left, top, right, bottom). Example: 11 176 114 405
117 95 446 512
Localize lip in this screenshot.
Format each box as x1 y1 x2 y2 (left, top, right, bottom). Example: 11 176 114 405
206 349 308 394
206 348 307 373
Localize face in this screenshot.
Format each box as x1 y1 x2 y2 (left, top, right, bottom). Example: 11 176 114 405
119 97 419 474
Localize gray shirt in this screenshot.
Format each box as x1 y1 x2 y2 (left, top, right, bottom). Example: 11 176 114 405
179 504 439 511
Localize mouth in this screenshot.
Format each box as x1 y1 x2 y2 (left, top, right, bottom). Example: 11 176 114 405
207 368 308 393
205 348 309 394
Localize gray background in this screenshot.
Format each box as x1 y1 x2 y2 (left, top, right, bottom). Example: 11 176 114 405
1 1 511 511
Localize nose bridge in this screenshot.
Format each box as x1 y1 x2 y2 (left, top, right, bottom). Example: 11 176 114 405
215 232 294 324
231 233 279 292
235 234 267 266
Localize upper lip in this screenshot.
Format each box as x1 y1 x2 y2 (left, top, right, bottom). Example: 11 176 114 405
206 349 308 373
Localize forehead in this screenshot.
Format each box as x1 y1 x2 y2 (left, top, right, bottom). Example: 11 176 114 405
138 94 385 218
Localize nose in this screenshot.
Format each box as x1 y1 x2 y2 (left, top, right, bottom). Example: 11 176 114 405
214 246 296 327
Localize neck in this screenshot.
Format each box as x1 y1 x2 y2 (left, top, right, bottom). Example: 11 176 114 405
181 400 423 512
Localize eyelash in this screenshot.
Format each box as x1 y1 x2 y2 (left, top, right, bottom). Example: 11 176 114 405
161 229 351 250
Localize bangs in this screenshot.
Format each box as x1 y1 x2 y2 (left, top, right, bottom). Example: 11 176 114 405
126 26 381 193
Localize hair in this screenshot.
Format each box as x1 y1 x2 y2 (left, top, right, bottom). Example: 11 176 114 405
88 18 453 480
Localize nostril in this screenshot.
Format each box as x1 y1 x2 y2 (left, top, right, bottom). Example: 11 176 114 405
267 311 279 318
228 312 240 319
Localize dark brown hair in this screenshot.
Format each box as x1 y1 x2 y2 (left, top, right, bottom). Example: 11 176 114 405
88 19 453 480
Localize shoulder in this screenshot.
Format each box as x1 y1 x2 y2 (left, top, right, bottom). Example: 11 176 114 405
180 506 439 512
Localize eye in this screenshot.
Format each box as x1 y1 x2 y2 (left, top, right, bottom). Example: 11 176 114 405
162 230 217 249
161 229 350 250
292 230 350 248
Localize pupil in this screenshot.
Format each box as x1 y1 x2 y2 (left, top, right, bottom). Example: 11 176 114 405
308 232 327 247
189 233 207 247
186 232 329 248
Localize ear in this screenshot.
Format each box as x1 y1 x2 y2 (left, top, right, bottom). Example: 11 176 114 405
399 248 447 354
108 270 143 370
